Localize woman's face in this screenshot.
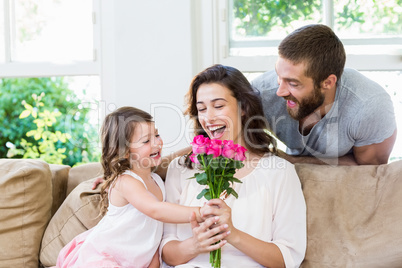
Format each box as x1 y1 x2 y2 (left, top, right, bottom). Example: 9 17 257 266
196 83 244 145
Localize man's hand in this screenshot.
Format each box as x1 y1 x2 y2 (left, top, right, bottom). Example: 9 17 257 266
91 177 105 190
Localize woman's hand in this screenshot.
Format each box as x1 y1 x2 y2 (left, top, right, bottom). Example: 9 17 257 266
201 199 238 244
188 211 229 254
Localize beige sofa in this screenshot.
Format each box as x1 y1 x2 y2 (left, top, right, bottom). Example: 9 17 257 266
1 158 402 268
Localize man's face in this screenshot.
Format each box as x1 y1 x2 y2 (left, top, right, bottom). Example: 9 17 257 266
275 57 325 120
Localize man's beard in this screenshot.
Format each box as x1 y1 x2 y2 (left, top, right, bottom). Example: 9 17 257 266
285 87 325 121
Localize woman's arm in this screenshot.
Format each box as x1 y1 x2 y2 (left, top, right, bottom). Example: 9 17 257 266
162 212 229 266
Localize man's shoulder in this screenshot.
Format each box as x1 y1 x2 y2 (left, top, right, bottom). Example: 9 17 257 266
340 68 388 98
251 70 278 93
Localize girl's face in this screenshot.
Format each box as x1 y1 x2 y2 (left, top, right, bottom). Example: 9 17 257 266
127 122 163 170
196 83 244 145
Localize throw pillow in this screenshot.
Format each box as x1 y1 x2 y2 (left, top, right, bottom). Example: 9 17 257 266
39 177 102 267
0 159 52 267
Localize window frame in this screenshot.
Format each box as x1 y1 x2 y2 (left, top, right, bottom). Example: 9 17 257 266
0 0 101 78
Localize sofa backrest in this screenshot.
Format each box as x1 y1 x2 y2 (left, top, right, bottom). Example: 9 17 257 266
296 160 402 267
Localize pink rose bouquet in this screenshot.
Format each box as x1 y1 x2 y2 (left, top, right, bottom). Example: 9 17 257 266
189 135 247 268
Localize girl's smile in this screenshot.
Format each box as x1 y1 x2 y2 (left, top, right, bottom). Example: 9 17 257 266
128 122 163 169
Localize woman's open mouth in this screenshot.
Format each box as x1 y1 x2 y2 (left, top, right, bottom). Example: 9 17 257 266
208 125 226 139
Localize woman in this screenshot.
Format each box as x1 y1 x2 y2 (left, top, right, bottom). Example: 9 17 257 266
161 64 306 267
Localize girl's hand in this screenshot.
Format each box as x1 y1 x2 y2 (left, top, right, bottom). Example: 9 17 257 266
201 199 237 243
188 212 229 254
199 201 216 221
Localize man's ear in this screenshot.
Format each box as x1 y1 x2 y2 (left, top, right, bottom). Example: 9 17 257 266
322 74 337 90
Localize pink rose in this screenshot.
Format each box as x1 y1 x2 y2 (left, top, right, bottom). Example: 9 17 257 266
189 153 199 164
206 139 223 158
233 144 247 161
222 140 235 159
191 135 210 154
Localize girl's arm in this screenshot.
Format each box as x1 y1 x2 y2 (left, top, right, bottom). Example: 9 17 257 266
115 174 202 223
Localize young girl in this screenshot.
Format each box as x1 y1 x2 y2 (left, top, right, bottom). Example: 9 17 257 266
54 106 205 268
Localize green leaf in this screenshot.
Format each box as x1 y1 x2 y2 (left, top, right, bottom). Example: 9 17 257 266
23 103 33 110
233 160 245 169
226 187 239 199
195 172 208 185
34 132 42 140
210 158 221 169
197 188 210 200
19 110 31 119
26 130 36 137
230 177 242 184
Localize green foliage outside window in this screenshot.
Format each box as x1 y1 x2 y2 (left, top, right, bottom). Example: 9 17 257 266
7 93 71 165
0 77 100 166
233 0 402 36
233 0 321 36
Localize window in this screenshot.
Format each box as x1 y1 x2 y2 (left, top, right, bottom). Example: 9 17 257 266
0 0 100 76
0 0 101 166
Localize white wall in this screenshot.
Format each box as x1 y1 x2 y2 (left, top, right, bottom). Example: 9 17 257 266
100 0 199 155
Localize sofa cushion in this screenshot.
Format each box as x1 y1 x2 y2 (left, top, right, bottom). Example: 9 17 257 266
49 164 71 216
0 159 52 267
39 177 102 267
67 162 103 196
296 160 402 267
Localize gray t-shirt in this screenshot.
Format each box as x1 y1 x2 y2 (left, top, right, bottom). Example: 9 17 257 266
251 68 396 158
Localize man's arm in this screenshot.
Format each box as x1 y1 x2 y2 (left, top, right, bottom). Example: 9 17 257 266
278 150 358 166
353 129 397 165
278 129 397 166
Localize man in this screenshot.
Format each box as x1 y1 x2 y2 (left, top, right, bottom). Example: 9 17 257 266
252 24 397 165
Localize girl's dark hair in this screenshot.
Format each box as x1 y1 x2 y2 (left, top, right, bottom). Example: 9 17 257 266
183 64 277 167
278 24 346 89
99 106 153 215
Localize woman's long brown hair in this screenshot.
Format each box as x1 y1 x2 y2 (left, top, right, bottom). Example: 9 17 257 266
99 106 153 216
183 64 277 168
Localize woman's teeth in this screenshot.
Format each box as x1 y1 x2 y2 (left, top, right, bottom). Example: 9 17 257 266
209 125 225 132
209 125 226 137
